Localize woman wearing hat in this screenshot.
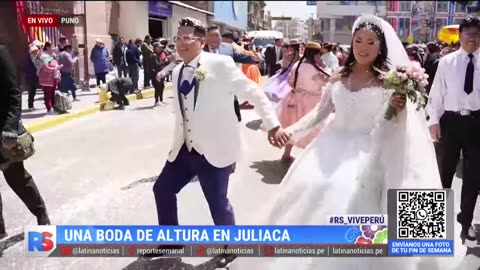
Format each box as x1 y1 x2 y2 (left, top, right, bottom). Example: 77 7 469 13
275 42 333 162
263 39 301 103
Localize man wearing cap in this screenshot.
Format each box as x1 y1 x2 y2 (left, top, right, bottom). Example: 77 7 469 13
90 38 110 86
264 38 283 77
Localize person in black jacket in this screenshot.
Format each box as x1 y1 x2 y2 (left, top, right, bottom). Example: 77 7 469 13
150 42 170 106
126 38 142 93
423 42 441 94
99 77 132 110
0 44 50 239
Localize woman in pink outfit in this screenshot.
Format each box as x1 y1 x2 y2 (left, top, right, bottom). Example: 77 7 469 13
276 42 332 162
38 42 62 114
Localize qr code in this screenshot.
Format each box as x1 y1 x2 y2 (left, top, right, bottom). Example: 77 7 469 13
396 190 447 239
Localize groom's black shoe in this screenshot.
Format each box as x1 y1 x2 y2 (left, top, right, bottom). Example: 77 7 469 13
461 225 477 241
140 244 185 258
214 245 238 268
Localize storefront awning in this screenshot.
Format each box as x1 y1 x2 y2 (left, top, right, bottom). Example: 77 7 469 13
168 1 213 15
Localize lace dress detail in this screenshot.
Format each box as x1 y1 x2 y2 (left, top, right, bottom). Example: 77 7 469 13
286 81 391 141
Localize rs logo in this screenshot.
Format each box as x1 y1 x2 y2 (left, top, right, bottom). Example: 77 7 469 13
28 232 54 252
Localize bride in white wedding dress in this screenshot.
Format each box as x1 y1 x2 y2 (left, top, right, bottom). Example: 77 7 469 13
229 15 467 270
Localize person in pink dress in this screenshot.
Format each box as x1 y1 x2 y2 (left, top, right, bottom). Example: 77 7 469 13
263 40 301 102
276 42 333 162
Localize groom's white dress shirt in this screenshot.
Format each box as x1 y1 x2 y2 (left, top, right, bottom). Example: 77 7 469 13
428 48 480 125
169 51 280 168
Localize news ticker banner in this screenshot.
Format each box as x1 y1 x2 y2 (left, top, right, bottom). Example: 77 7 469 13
28 244 390 258
25 223 453 257
23 14 85 27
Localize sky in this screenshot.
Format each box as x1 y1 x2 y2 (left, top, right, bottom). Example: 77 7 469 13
264 1 317 20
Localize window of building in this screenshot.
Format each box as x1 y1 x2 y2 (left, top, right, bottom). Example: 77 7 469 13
399 1 411 12
367 1 386 6
399 17 410 30
339 1 357 5
321 19 330 31
387 1 396 11
454 18 464 25
386 17 394 26
336 16 356 32
436 1 449 13
454 2 467 13
435 18 448 29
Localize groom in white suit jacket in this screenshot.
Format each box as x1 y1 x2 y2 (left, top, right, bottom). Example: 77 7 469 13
152 18 289 230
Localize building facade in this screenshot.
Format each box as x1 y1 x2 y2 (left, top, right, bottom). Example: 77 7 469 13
316 1 387 44
306 18 323 42
146 1 211 43
273 18 308 42
9 1 214 83
248 1 271 31
210 1 248 35
386 1 468 43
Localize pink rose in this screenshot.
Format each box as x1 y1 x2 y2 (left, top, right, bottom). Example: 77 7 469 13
419 79 429 88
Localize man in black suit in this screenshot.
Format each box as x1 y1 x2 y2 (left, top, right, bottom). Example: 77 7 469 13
264 38 283 77
0 44 50 239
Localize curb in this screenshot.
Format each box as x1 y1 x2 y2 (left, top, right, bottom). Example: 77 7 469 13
25 87 160 133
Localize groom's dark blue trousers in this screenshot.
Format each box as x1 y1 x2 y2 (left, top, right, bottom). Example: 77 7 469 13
153 144 236 225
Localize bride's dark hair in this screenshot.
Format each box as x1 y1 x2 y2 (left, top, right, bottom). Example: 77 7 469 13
340 22 389 79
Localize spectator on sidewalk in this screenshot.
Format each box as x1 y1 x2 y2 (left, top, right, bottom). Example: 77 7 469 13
90 38 110 86
164 43 176 82
38 42 62 115
151 42 169 106
112 38 129 78
23 46 39 110
141 35 154 88
0 44 50 239
126 38 142 93
55 36 68 55
58 45 79 101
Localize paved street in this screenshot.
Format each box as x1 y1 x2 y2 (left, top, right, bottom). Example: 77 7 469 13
0 92 480 269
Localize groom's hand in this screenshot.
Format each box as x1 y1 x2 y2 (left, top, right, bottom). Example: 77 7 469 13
268 126 290 148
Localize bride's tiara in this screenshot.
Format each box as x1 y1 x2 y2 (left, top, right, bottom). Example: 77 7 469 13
352 14 384 35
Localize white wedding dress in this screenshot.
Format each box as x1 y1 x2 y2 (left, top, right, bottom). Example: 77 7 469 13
230 81 467 270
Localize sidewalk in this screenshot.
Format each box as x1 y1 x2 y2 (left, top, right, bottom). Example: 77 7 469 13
22 84 171 133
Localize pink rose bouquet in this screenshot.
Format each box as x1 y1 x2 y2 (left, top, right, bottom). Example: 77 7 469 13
383 65 429 120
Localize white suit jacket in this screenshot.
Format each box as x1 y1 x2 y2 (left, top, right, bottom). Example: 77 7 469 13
168 51 280 168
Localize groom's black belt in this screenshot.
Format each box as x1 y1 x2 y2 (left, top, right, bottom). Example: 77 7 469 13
444 109 480 117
